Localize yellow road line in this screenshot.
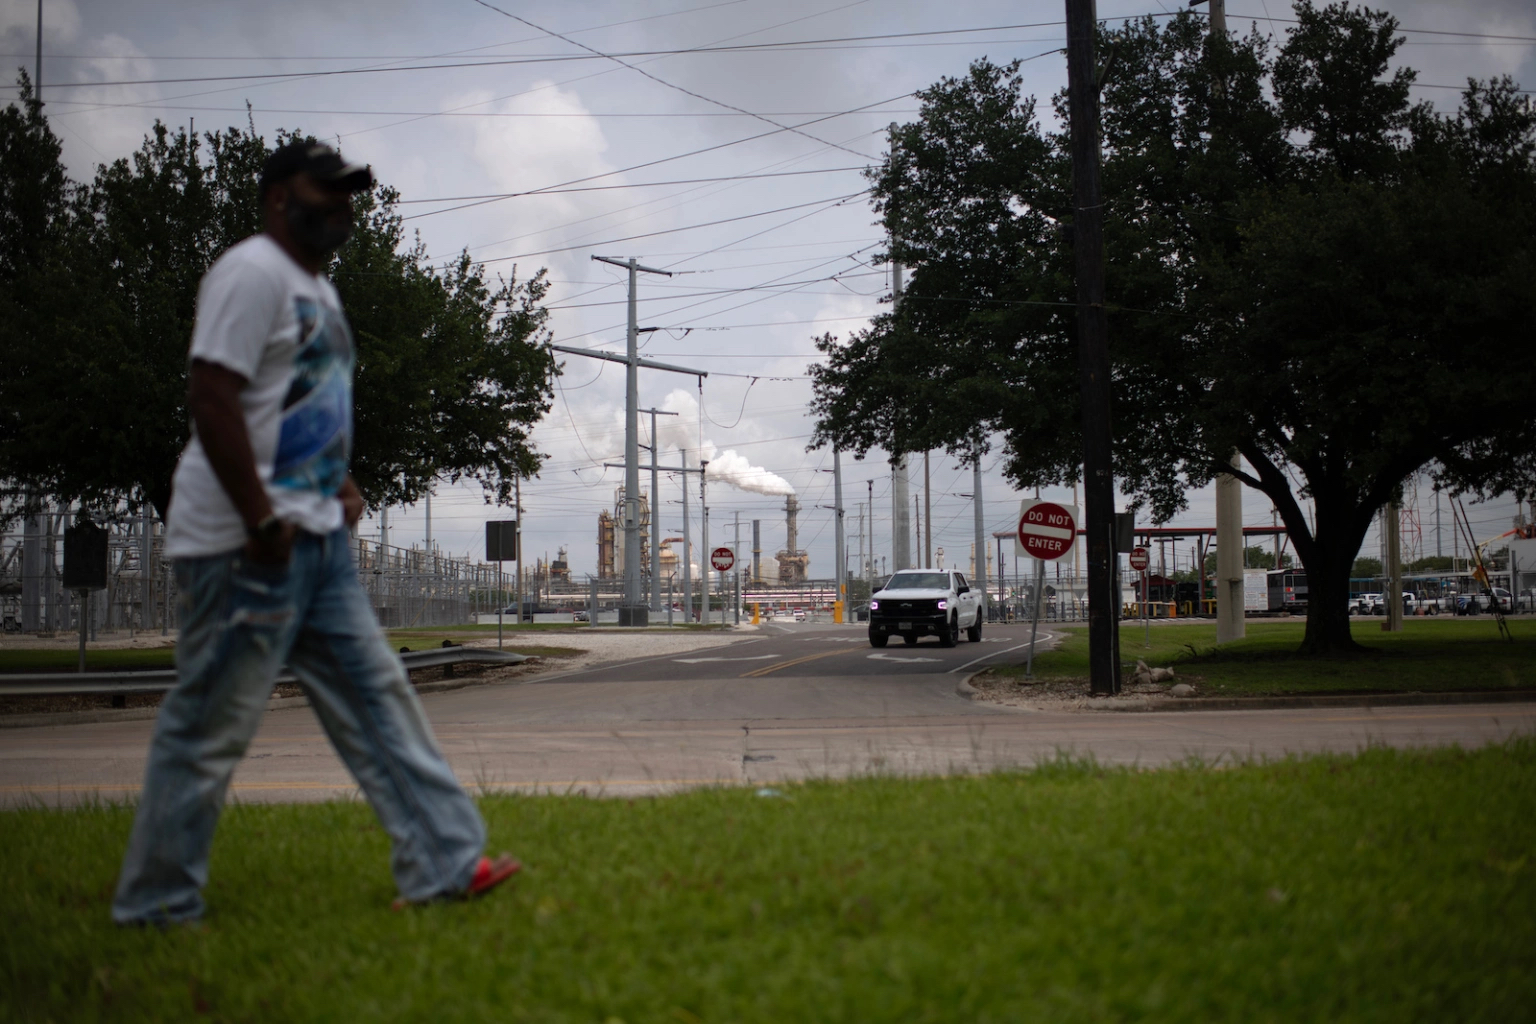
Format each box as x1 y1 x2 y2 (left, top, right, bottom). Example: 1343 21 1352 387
741 647 859 678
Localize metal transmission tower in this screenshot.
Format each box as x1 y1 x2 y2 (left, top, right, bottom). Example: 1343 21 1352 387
552 256 706 627
1399 474 1423 568
641 407 679 610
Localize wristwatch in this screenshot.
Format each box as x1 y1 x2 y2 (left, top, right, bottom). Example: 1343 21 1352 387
248 514 284 542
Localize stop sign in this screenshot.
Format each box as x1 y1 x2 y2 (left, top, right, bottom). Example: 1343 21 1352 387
1014 500 1078 562
710 547 735 572
1129 547 1150 572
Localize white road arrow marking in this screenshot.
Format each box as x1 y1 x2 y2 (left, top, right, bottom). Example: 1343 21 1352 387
867 652 941 663
673 655 781 664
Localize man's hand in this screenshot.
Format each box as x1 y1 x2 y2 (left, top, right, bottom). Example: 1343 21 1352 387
339 476 364 527
245 521 299 566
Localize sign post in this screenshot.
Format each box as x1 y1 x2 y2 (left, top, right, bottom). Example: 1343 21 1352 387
63 522 108 674
1130 546 1150 648
1014 500 1079 678
486 520 518 648
711 548 735 625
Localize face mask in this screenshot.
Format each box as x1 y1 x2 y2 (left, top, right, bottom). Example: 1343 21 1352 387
285 194 353 255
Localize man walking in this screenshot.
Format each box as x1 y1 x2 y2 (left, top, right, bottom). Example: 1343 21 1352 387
112 142 517 926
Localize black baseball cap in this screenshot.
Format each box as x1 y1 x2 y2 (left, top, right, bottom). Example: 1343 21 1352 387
259 141 375 198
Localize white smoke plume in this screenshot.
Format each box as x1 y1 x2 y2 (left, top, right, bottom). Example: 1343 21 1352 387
658 389 795 497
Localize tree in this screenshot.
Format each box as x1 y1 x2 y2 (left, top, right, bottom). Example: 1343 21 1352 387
1405 556 1452 573
809 3 1536 654
336 192 553 510
0 74 84 517
0 100 556 520
1352 557 1383 578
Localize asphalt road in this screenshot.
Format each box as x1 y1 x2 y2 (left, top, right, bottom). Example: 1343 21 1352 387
2 620 1531 805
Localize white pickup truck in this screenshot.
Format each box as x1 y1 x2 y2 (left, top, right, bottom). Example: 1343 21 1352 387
867 569 984 648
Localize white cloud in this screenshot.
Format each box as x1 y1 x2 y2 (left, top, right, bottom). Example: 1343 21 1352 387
0 0 79 47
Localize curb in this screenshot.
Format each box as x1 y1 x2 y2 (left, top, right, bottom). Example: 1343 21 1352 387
955 671 986 701
1111 689 1536 713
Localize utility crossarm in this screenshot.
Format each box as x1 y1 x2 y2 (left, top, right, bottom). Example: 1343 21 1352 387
604 462 700 474
549 343 708 379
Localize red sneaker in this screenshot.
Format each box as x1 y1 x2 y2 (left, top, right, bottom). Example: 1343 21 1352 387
467 853 521 898
392 853 521 910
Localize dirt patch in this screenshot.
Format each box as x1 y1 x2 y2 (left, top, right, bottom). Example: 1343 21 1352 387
967 671 1192 711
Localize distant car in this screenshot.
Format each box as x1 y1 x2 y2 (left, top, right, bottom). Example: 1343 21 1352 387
793 609 807 622
1353 593 1386 616
572 610 589 622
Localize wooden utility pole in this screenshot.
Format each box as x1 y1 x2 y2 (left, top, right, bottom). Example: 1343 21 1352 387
923 450 932 567
890 250 911 572
1064 0 1121 694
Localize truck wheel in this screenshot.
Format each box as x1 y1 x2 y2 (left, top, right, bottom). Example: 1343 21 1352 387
966 614 982 643
939 615 958 648
869 633 888 648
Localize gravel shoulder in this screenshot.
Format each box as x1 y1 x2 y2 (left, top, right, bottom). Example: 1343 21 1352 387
966 672 1190 711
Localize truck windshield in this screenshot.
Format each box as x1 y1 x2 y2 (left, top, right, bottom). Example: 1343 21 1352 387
885 572 948 589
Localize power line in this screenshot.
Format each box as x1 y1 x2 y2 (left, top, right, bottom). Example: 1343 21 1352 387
543 270 882 310
469 192 867 266
466 0 878 161
396 166 867 206
26 17 1084 90
400 94 903 223
59 9 1535 87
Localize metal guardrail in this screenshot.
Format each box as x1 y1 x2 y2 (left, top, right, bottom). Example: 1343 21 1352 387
0 647 529 697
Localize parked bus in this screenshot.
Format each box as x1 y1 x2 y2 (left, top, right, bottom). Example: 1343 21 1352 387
1267 570 1308 612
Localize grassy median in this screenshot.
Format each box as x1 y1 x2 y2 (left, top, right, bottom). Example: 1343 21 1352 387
4 741 1534 1022
992 617 1535 695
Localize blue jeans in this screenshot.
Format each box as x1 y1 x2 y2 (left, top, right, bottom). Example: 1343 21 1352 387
112 528 485 924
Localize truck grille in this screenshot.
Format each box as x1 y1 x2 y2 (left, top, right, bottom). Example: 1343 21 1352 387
876 598 940 616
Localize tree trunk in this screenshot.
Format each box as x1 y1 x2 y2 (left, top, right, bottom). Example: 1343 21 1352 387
1297 528 1368 656
1234 449 1375 657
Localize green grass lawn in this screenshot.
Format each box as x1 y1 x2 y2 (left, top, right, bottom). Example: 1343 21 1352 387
992 617 1534 695
0 647 177 673
0 630 582 673
3 742 1533 1022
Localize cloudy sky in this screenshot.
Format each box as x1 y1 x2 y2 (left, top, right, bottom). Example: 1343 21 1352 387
4 0 1531 583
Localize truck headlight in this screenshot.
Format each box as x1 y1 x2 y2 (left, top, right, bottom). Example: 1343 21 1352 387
868 600 879 610
936 599 948 610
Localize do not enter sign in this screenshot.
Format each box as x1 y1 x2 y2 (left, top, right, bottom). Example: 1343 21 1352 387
710 547 736 572
1015 500 1078 562
1129 547 1150 572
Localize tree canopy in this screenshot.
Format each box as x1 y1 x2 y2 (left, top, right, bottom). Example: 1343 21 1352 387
0 82 556 521
809 2 1536 652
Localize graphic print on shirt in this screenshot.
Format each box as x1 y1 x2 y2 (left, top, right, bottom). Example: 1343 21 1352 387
272 296 354 495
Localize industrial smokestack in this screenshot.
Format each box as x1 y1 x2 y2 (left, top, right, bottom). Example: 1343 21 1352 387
785 496 799 554
752 519 761 583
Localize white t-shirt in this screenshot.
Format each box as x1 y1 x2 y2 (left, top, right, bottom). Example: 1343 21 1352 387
165 234 354 558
